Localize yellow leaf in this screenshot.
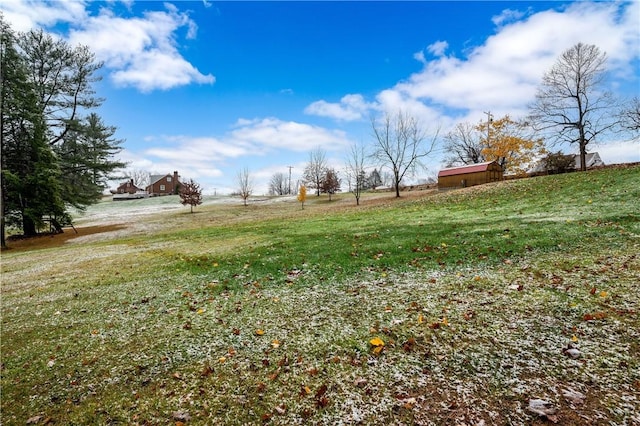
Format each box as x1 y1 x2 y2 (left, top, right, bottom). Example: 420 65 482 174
255 329 265 336
369 337 385 347
418 314 424 324
271 339 280 348
571 335 578 342
441 316 449 326
599 291 608 298
213 262 219 267
197 308 205 314
218 356 226 363
373 345 384 355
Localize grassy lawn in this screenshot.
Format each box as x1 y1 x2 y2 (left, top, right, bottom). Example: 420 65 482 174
2 167 639 425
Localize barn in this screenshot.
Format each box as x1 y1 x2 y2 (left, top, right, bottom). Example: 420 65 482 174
438 161 503 189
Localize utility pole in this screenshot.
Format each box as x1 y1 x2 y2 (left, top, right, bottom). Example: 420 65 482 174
287 166 293 195
484 111 493 145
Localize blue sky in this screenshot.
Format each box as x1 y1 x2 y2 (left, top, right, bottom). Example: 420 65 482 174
2 1 639 194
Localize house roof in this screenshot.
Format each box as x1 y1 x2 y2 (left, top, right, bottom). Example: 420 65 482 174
438 161 498 178
148 175 162 185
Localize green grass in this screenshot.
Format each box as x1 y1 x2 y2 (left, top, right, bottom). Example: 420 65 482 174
2 167 639 425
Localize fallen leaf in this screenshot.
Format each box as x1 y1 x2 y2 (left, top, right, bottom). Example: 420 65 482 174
255 329 265 336
201 364 213 377
369 337 385 347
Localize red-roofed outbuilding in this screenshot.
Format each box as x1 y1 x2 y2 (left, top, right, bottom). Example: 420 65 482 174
438 161 503 189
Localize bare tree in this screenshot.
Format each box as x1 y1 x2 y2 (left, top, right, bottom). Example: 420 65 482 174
179 179 202 213
443 122 484 166
344 142 367 205
268 172 288 195
237 167 253 206
529 43 618 171
370 111 438 197
619 96 640 135
124 168 150 189
302 147 328 196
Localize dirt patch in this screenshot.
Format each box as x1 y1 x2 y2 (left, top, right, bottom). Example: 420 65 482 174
2 224 126 252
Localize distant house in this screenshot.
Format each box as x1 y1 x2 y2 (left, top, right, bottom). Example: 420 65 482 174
438 161 503 189
574 152 604 170
146 171 181 196
112 179 148 200
528 152 605 175
115 179 143 194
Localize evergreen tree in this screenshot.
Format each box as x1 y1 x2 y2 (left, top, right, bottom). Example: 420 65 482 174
1 17 64 241
1 17 124 243
55 113 125 208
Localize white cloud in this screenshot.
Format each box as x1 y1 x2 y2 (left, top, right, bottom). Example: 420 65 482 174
413 50 426 65
68 5 214 91
119 118 353 194
492 8 526 27
229 117 352 152
305 2 638 136
1 1 215 92
0 0 88 32
594 139 640 164
304 94 375 121
426 40 448 57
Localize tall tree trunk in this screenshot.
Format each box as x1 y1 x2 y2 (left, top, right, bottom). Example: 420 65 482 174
23 215 37 236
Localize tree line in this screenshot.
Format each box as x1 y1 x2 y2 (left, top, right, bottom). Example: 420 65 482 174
1 16 125 248
266 42 638 206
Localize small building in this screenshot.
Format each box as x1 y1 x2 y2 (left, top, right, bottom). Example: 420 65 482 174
574 152 604 170
527 151 605 175
438 161 503 189
112 179 149 200
146 171 181 196
115 179 143 194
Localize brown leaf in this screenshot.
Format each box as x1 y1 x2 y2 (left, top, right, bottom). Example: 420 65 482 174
201 364 213 377
316 396 329 408
315 384 328 399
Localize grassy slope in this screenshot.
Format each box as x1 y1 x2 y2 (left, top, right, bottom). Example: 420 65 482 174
1 167 639 425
